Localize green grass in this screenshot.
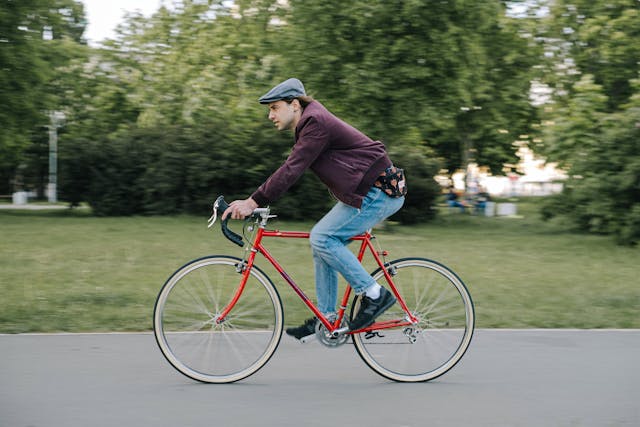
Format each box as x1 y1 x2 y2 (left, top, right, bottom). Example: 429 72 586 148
1 199 638 333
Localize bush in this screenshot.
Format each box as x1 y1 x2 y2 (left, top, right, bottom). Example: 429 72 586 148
63 126 244 216
59 125 441 222
541 170 640 246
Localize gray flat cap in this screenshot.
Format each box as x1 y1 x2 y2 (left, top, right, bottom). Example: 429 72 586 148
258 78 306 104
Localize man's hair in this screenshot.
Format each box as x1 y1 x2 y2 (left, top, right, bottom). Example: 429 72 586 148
286 96 314 108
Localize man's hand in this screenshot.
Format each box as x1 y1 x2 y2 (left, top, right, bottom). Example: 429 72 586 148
222 197 259 220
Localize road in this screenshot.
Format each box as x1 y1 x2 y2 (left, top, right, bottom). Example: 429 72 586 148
1 330 638 427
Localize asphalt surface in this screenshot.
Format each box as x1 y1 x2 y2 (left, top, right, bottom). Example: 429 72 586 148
1 330 638 427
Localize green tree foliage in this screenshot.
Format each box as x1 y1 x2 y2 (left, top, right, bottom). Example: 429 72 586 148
387 129 442 224
538 0 640 244
0 0 86 194
7 1 539 224
58 1 303 215
542 0 639 110
283 0 539 173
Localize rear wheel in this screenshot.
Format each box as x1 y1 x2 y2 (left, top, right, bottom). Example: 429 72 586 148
351 257 474 382
153 256 283 383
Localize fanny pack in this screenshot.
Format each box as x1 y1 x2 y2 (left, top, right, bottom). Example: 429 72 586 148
374 166 407 198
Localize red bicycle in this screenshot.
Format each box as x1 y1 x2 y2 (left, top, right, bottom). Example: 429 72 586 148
153 196 475 383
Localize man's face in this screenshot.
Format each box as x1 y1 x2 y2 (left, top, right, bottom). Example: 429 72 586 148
267 100 297 131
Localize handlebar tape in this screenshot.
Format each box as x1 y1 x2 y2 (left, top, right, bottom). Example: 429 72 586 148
214 196 245 247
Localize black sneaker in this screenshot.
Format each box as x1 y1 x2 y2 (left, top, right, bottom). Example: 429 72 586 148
286 317 318 340
349 287 396 331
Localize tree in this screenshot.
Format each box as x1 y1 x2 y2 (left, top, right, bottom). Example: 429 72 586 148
538 0 640 244
541 0 639 111
50 1 540 222
58 0 302 214
0 0 87 195
283 0 539 173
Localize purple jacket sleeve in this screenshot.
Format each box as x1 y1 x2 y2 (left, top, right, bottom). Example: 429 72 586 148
251 117 329 206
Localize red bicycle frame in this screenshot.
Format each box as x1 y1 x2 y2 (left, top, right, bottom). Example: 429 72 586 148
217 224 418 334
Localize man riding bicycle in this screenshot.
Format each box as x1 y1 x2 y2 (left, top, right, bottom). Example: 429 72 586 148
223 78 406 340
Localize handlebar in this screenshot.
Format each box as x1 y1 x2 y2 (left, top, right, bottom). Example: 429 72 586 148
207 196 272 247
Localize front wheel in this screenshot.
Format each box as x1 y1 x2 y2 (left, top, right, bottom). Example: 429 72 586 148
351 257 475 382
153 256 283 383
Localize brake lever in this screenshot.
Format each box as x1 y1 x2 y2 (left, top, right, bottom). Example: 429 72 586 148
207 197 221 228
208 196 244 247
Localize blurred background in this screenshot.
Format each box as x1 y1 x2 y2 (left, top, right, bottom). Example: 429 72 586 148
2 1 639 334
1 0 639 244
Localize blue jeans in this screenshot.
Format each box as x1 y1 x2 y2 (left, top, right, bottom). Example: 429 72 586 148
309 187 405 315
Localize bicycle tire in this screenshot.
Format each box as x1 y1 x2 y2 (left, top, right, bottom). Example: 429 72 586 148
351 257 475 382
153 255 283 383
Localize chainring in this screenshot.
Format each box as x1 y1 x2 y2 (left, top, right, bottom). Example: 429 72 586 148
315 317 349 347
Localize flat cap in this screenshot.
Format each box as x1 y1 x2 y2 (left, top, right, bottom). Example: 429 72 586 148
258 78 306 104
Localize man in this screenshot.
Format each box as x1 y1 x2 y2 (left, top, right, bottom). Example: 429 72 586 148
223 78 406 340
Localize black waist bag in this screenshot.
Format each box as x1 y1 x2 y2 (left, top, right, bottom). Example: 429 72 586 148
374 166 407 198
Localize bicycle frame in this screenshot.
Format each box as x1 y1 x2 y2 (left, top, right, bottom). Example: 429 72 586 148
217 223 418 335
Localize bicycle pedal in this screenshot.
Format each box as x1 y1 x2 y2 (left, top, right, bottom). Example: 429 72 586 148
299 334 316 344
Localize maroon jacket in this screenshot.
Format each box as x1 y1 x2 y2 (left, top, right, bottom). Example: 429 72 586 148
251 101 392 208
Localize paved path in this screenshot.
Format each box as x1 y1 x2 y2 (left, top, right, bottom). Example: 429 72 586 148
1 330 638 427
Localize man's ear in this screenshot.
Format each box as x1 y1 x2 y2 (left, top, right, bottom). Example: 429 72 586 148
291 98 302 112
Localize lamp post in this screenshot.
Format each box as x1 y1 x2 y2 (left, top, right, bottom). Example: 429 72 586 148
459 106 482 195
47 111 65 203
460 106 482 168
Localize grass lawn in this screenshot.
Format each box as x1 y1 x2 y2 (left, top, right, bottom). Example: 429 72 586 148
1 198 638 333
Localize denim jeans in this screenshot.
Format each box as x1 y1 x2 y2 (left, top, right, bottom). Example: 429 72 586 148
309 186 405 315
